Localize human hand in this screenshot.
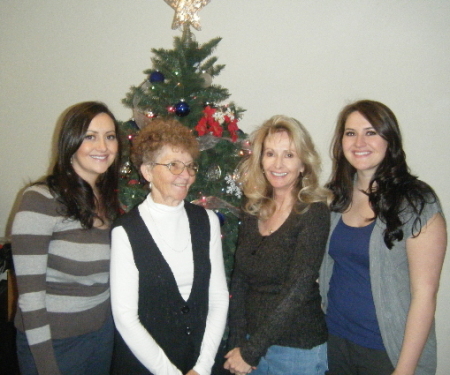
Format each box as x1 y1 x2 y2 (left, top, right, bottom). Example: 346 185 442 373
185 370 199 375
223 348 254 374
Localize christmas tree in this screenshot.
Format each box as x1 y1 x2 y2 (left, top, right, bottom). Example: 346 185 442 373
118 23 248 279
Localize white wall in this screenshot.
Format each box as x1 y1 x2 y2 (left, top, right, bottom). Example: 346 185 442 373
1 0 449 371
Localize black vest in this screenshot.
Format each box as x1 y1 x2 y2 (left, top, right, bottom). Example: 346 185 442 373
112 201 211 375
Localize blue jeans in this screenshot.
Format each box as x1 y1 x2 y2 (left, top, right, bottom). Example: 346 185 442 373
16 314 114 375
251 342 328 375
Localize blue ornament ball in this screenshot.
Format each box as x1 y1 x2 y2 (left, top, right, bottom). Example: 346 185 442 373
215 211 226 227
174 101 190 117
149 71 165 83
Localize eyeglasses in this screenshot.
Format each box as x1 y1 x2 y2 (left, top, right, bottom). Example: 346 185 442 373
151 160 199 176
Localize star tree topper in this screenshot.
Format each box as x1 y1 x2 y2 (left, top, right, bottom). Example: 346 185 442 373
164 0 211 31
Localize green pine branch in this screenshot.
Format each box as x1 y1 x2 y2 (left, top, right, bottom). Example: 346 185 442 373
119 34 247 279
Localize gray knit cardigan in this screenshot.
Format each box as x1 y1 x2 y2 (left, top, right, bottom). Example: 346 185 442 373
320 198 443 375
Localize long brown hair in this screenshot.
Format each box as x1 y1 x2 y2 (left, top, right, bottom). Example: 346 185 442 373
327 99 437 248
46 101 121 228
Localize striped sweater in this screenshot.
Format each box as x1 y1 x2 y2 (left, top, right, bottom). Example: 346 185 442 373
11 184 112 374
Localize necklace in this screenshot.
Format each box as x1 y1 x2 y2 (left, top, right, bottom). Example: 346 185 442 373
265 225 277 235
148 209 189 253
260 219 279 235
260 205 292 235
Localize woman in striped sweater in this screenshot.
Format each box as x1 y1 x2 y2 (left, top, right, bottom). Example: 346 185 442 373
11 101 121 375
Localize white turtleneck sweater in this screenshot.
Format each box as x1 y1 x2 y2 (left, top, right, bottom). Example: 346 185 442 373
110 194 229 375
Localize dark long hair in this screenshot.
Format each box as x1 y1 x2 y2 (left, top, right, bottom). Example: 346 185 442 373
46 101 121 228
327 100 436 248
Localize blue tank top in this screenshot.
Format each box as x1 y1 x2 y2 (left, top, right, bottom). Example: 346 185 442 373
326 217 385 350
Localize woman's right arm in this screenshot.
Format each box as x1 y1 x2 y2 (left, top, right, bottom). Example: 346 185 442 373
227 267 249 349
227 215 249 351
110 226 182 375
11 186 61 374
224 268 254 375
224 217 255 374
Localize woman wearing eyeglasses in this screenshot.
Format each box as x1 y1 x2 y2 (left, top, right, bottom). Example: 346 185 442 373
110 118 229 375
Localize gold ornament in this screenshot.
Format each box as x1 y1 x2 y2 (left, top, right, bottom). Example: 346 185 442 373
120 161 132 177
164 0 211 31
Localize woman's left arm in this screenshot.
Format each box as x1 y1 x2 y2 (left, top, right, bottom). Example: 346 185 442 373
394 213 447 375
192 211 229 375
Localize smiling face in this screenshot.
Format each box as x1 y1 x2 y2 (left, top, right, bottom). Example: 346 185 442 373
141 145 196 207
342 111 388 178
71 112 118 187
261 131 304 197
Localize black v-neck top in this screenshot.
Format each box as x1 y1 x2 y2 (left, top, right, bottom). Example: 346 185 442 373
228 202 330 366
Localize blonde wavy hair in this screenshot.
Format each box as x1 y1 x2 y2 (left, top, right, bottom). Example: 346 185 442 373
238 115 331 220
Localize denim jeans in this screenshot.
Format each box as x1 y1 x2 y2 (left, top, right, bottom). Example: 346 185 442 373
16 313 114 375
251 342 328 375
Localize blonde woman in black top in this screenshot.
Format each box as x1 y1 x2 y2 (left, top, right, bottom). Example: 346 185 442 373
224 115 331 375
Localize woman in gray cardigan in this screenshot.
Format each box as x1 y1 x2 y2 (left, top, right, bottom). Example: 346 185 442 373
320 100 446 375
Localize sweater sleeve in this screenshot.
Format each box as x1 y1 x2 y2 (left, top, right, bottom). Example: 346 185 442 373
227 217 250 350
193 210 229 375
110 225 182 375
240 203 330 366
11 186 62 375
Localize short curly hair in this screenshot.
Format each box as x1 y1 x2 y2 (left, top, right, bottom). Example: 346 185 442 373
131 118 199 169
